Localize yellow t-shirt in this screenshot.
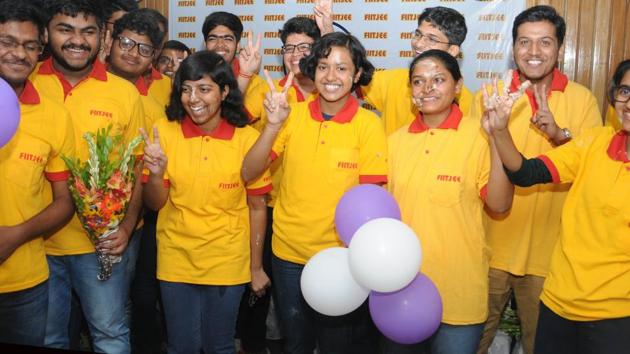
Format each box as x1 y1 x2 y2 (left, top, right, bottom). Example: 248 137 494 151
605 105 621 131
31 59 146 255
135 76 167 129
537 127 630 321
360 68 473 136
388 104 490 324
246 75 318 207
0 81 75 292
147 67 172 109
146 117 271 285
271 96 388 265
474 69 602 276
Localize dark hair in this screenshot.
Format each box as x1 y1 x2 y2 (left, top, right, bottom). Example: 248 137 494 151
0 1 46 40
512 5 566 46
166 51 248 127
202 11 243 43
112 10 162 48
46 0 104 28
417 6 467 46
102 0 138 21
608 59 630 106
163 40 191 55
279 17 321 45
300 32 375 90
136 8 167 45
409 49 462 83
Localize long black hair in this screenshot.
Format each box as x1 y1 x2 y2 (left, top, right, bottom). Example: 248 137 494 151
166 50 249 127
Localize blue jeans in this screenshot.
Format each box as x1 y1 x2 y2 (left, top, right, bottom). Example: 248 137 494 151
0 280 48 346
160 280 245 354
272 254 377 354
380 322 484 354
45 252 131 353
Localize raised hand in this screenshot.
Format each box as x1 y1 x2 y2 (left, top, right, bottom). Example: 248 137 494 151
314 0 334 35
140 126 168 177
482 71 530 135
263 69 293 128
98 29 113 63
238 30 262 77
530 83 560 139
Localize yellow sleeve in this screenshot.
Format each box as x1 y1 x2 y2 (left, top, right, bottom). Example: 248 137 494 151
244 77 271 131
475 136 491 198
125 94 146 156
360 69 399 112
243 127 272 194
457 85 474 117
46 103 75 175
539 128 599 184
357 110 388 183
270 109 295 159
573 89 603 134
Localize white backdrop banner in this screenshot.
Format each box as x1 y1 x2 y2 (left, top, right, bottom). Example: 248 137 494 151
169 0 525 91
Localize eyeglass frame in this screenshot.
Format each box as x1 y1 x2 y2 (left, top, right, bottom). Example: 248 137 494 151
281 42 313 55
115 35 156 58
612 85 630 104
156 55 185 67
0 35 44 55
411 29 452 46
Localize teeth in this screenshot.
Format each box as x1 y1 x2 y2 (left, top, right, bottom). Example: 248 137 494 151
190 106 206 113
527 60 542 66
323 84 341 92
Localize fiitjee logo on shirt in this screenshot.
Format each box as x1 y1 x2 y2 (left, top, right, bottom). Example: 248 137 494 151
89 109 113 119
19 152 45 164
436 174 461 183
337 161 358 170
219 182 240 190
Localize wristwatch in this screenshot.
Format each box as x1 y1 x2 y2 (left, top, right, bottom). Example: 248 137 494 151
560 128 572 140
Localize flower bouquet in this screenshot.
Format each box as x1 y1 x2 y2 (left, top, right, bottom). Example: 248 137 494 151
62 125 142 280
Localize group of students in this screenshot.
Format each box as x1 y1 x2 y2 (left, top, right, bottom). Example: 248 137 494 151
0 1 628 354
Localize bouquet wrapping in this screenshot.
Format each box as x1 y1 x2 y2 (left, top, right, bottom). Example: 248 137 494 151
62 125 142 280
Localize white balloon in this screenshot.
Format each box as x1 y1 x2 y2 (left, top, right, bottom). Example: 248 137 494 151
300 247 370 316
348 218 422 292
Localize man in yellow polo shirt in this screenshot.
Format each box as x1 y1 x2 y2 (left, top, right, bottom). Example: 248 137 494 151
0 2 75 347
476 6 602 354
30 1 145 353
359 6 473 135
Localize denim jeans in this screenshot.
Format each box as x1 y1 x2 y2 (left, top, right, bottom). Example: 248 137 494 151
380 322 484 354
160 280 245 354
272 254 377 354
535 302 630 354
0 280 48 346
45 252 131 353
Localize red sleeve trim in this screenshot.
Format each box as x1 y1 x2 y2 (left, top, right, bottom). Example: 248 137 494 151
538 155 561 184
247 184 272 196
479 184 488 201
270 150 278 161
359 175 388 184
46 170 70 182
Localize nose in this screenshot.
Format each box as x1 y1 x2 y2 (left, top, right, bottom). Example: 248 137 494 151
529 41 540 55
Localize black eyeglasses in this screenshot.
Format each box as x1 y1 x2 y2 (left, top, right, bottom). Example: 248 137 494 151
281 43 312 54
116 36 155 58
411 30 452 46
613 85 630 104
157 56 184 67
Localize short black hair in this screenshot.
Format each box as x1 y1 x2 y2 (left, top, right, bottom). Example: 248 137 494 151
0 1 46 40
300 32 375 90
279 17 321 45
167 50 248 127
162 40 191 56
417 7 467 46
102 0 139 21
409 49 462 83
201 11 243 43
137 8 167 33
112 10 162 49
45 0 104 28
512 5 566 46
608 59 630 106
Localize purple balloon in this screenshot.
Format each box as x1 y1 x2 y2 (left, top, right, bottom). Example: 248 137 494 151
369 273 442 345
335 184 401 246
0 78 20 148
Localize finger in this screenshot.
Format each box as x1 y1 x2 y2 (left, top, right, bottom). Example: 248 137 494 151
262 69 277 93
152 125 161 145
481 83 490 106
492 78 500 99
504 69 513 94
533 84 543 107
139 127 151 145
254 33 262 52
282 71 295 94
539 84 549 111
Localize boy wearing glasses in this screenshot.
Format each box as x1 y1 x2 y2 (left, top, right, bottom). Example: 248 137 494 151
30 1 145 352
359 6 472 135
155 40 191 78
0 1 75 347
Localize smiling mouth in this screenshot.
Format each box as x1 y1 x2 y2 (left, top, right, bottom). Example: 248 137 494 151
322 83 342 92
526 59 543 66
